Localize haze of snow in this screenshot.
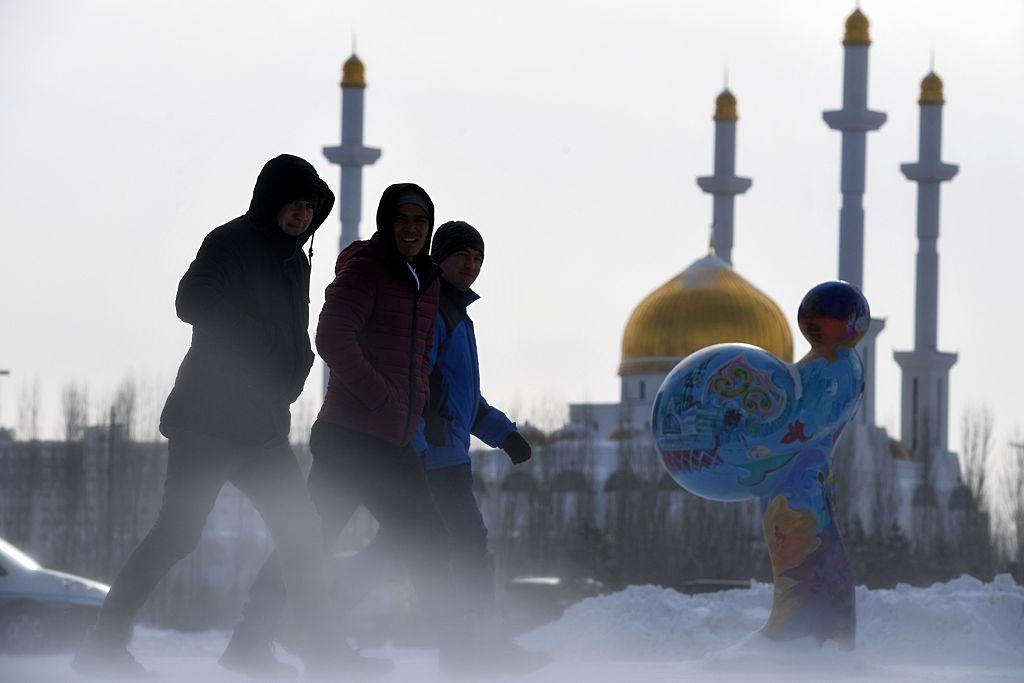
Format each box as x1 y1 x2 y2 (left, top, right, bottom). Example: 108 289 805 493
2 575 1021 682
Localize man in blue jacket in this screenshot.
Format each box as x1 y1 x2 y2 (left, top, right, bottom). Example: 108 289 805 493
411 221 532 624
398 220 545 674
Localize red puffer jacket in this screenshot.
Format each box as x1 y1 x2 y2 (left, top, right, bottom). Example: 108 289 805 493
316 184 440 446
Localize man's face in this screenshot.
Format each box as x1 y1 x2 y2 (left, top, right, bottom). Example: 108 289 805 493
277 200 316 237
439 247 483 292
393 204 429 261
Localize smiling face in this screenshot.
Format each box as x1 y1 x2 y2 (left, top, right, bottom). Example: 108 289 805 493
439 246 483 292
276 199 316 237
393 203 430 261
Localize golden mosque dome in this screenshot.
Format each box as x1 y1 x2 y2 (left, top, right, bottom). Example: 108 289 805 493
341 54 366 88
714 89 738 122
843 9 871 46
619 255 793 376
919 71 945 105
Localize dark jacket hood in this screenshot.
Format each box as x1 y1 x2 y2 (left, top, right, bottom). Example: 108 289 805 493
373 182 436 274
247 154 335 250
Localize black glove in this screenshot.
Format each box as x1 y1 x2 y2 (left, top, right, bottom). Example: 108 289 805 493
501 430 532 465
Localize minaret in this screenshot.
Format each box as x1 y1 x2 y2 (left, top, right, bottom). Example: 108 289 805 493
322 52 381 397
894 71 958 459
323 52 381 252
697 88 751 265
822 8 887 428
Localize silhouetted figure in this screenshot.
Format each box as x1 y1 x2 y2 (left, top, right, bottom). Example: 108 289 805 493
74 155 352 679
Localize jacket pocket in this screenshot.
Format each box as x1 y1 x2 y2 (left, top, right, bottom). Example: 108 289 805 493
336 379 395 415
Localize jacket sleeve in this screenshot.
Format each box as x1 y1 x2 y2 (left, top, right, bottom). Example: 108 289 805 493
175 232 282 360
472 395 516 448
412 321 443 454
316 254 391 410
420 320 448 446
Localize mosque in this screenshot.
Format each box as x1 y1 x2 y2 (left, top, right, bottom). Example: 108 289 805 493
322 9 968 544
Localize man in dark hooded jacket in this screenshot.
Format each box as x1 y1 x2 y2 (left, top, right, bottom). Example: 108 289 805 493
74 155 349 679
222 183 453 671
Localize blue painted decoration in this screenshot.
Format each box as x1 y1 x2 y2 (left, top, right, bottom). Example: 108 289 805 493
652 281 869 648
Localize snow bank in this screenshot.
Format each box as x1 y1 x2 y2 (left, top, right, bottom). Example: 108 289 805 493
520 574 1024 669
4 576 1022 682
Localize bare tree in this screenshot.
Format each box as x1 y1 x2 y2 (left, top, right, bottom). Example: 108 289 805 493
112 375 138 441
871 437 899 538
133 375 168 442
1005 435 1024 581
525 395 567 435
961 405 994 510
61 381 89 442
17 376 41 440
953 405 997 578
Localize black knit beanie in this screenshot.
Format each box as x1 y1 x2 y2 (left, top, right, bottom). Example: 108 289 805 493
432 220 485 263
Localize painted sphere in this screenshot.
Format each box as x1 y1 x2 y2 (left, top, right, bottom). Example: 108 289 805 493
797 281 870 350
651 344 804 501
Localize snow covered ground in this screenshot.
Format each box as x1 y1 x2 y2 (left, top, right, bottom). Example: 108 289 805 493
3 575 1022 682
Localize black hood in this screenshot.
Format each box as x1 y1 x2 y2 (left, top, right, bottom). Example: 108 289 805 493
247 154 335 250
373 182 435 273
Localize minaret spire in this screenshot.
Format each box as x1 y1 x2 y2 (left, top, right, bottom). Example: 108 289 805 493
322 49 381 395
323 50 381 251
696 87 751 266
822 8 887 428
894 69 958 459
823 7 886 288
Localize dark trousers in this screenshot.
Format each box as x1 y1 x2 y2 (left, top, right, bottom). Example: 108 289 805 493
233 420 453 646
93 429 335 652
351 463 494 617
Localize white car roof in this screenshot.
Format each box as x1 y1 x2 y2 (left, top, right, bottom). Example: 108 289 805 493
0 536 42 571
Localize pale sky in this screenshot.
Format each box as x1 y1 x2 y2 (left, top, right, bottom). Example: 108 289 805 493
1 0 1022 457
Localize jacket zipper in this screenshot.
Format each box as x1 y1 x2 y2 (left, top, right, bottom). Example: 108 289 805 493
405 292 421 439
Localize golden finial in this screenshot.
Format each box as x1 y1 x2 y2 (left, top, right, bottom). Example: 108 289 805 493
919 71 945 105
714 89 737 122
843 9 871 46
341 54 366 88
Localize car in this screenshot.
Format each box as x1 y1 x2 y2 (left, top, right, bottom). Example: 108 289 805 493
0 536 109 653
501 575 607 633
680 578 752 595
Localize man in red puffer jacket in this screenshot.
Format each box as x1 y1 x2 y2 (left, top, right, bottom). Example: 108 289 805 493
316 183 440 443
222 183 453 677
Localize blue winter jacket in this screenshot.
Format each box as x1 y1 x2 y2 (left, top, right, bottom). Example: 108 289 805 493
411 280 515 470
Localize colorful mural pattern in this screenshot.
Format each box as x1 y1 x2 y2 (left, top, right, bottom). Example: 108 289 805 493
652 281 869 648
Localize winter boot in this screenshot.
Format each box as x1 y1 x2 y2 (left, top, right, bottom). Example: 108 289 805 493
218 630 300 679
72 627 157 680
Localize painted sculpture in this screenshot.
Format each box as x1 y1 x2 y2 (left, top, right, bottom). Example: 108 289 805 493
651 281 869 648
